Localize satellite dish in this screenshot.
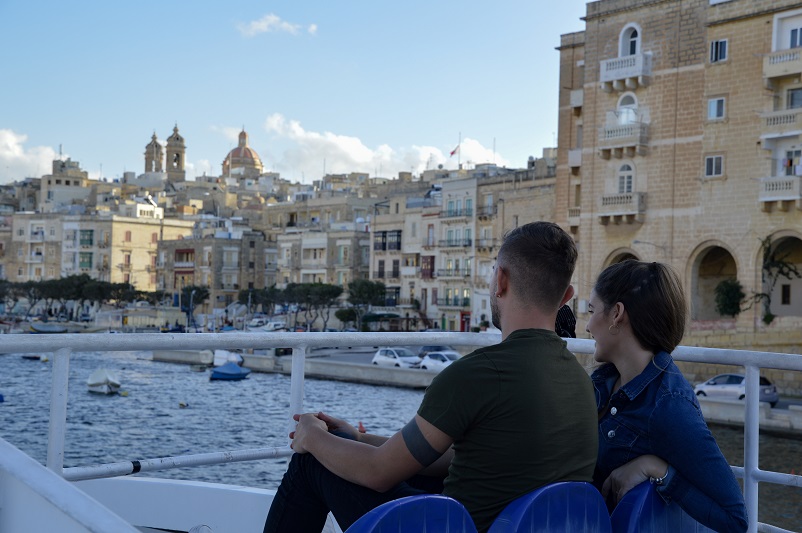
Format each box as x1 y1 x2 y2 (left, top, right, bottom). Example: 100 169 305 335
356 217 365 223
438 164 443 170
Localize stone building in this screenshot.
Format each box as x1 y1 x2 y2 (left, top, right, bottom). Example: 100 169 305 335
555 0 802 350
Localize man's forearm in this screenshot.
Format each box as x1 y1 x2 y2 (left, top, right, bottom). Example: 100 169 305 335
357 433 389 447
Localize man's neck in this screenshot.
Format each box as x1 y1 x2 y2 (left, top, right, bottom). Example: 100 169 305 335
500 304 556 340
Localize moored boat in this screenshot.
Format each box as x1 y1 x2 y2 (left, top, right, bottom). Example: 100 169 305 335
87 368 122 394
210 361 251 381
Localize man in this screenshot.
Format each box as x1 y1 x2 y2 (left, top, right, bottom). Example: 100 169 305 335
263 222 598 533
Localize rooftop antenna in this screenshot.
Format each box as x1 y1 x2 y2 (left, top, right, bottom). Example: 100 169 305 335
493 138 496 165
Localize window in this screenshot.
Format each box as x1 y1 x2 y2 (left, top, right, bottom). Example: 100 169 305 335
783 150 801 176
782 284 791 305
151 233 158 244
124 230 132 242
619 25 641 57
710 39 727 63
79 252 93 269
705 155 724 178
792 28 802 48
788 88 802 109
617 94 638 125
618 165 634 193
79 229 94 246
707 97 725 120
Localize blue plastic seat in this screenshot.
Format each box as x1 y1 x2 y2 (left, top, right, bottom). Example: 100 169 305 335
344 494 478 533
610 481 715 533
488 481 612 533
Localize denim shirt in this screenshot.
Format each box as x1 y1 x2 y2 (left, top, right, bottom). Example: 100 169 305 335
592 351 747 532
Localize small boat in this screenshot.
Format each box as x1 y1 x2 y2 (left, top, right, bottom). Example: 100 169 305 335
30 323 68 334
210 361 251 381
21 354 43 361
87 369 121 395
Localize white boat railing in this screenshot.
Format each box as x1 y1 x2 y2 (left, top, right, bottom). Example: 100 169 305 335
1 332 801 533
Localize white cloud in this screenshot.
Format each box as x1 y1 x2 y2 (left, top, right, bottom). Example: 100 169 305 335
263 113 509 182
237 14 310 37
0 129 57 183
307 24 318 35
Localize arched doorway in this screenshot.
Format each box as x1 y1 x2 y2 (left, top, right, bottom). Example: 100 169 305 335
763 236 802 318
692 246 737 320
606 251 638 267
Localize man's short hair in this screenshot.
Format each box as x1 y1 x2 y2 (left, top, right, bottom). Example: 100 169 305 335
497 222 577 312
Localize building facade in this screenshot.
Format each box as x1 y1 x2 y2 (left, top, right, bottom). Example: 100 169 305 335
556 0 802 348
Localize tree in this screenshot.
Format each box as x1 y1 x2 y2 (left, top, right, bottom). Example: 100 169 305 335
714 278 745 317
181 285 209 328
109 283 138 308
20 281 45 319
751 236 802 325
313 284 343 330
347 278 386 330
335 308 357 328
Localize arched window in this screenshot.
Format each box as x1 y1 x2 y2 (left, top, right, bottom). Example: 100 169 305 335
617 93 639 125
618 164 634 193
619 24 642 57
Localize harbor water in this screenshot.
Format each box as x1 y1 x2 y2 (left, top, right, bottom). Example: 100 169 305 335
1 350 800 530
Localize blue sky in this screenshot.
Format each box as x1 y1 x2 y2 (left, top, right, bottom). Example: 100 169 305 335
0 1 587 184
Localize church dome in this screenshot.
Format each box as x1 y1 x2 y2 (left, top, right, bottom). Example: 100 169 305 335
222 128 263 177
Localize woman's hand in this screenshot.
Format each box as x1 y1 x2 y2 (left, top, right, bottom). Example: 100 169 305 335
602 454 669 505
290 413 328 453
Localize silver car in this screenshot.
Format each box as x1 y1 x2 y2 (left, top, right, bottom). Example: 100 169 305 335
694 373 779 407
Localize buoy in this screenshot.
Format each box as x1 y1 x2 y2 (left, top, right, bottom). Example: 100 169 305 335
119 391 129 397
179 401 188 408
40 356 49 362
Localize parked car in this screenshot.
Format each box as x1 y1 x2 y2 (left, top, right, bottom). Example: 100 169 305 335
417 345 455 357
694 373 779 407
371 347 420 368
419 351 461 372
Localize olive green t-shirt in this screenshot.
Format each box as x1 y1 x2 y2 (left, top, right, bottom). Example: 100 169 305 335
417 329 597 533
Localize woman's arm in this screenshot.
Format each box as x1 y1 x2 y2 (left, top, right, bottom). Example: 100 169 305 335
648 394 747 532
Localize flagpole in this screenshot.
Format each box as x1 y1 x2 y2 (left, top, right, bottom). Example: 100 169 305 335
458 132 462 168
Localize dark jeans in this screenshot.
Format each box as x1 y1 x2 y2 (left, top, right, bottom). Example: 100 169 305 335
263 451 444 533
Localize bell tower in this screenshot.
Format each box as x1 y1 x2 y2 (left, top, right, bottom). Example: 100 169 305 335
165 124 186 183
144 132 163 173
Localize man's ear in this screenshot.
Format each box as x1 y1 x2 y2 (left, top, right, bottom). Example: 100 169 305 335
495 265 509 297
559 285 575 307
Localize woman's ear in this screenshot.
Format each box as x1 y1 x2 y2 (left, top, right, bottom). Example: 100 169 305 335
611 301 626 326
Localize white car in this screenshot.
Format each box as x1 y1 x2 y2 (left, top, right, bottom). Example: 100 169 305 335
419 351 460 372
694 373 779 407
371 347 420 368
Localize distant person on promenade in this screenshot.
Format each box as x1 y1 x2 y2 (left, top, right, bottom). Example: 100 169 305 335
588 260 747 531
555 304 577 338
263 222 598 533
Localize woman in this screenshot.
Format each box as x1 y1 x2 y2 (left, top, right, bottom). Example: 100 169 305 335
587 260 747 532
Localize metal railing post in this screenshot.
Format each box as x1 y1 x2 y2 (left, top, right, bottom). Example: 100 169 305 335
288 346 306 446
47 347 71 474
743 364 759 533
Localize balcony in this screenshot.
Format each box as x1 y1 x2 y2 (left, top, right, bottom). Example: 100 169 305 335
437 297 471 309
401 266 420 277
570 89 583 112
476 238 497 252
27 231 44 243
568 148 582 168
25 253 44 264
599 53 652 92
759 176 802 212
761 108 802 138
373 271 386 279
598 192 647 224
567 206 581 227
439 208 473 219
763 49 802 88
436 268 470 278
438 239 472 249
174 261 195 269
476 205 497 219
598 123 649 159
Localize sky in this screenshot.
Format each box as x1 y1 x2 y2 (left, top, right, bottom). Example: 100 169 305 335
0 1 588 184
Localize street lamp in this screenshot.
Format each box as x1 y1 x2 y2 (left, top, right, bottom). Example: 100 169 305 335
189 289 197 330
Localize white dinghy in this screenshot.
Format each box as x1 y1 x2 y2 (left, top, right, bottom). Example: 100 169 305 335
87 369 121 395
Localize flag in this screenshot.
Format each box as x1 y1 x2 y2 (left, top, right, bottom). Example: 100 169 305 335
449 145 460 157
